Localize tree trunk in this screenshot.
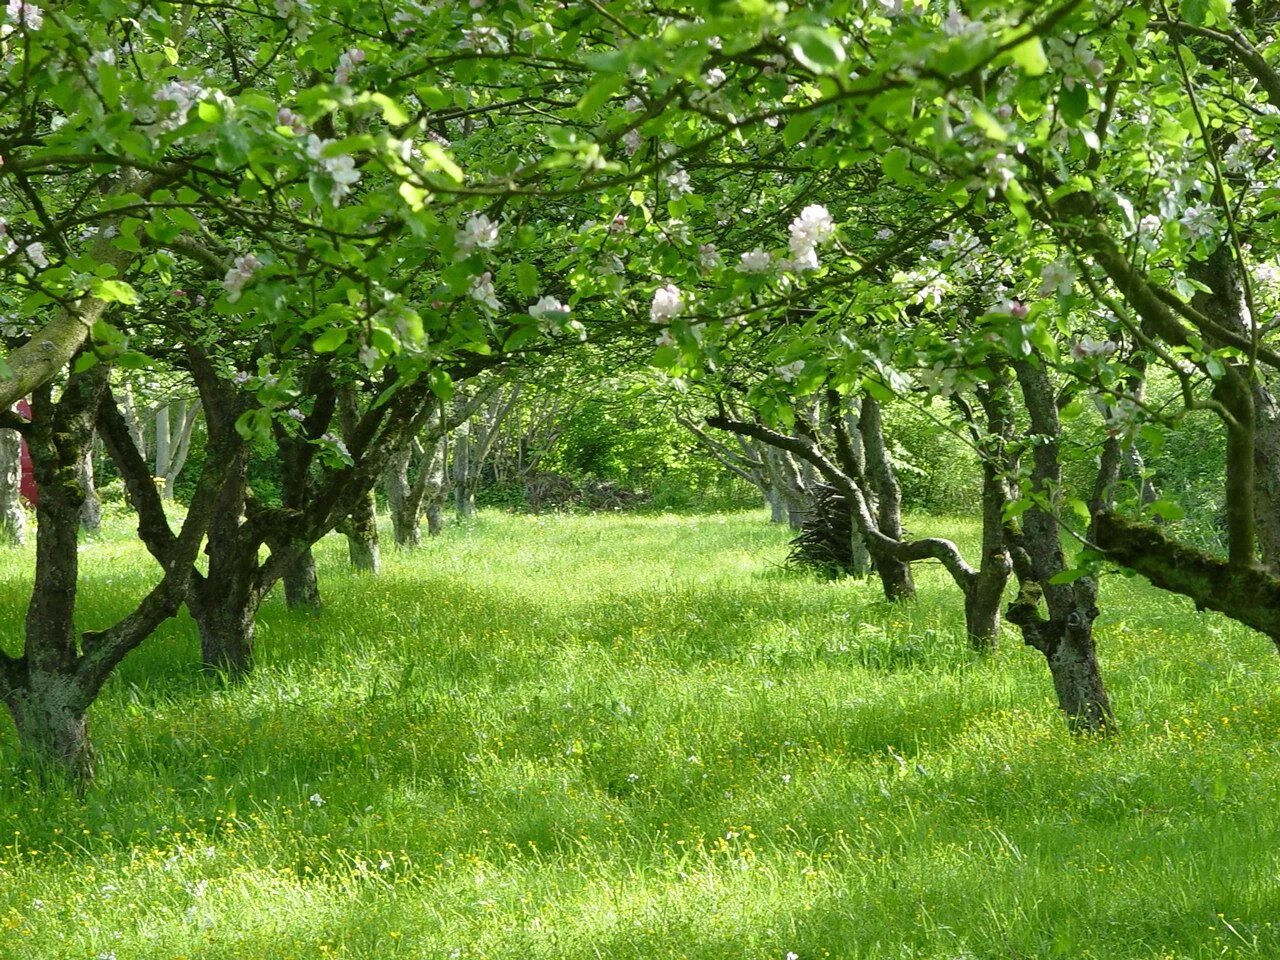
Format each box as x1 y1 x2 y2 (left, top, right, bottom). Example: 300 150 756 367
385 446 423 548
1009 359 1113 732
766 489 787 524
6 674 93 784
1192 245 1280 571
186 448 259 679
77 441 101 534
859 396 915 601
6 372 106 781
0 412 25 546
283 548 322 610
344 487 381 572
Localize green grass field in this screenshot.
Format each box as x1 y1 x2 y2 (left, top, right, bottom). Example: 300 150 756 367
1 510 1278 959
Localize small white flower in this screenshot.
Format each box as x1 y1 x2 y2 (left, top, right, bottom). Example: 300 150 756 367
665 168 693 195
624 96 644 112
698 243 721 269
622 129 643 156
528 295 568 319
24 241 48 269
456 213 500 253
309 793 325 806
222 253 262 302
705 67 727 86
1038 259 1076 297
469 271 501 311
334 47 365 85
737 249 773 273
1071 336 1117 359
5 0 42 30
776 361 805 383
650 283 684 323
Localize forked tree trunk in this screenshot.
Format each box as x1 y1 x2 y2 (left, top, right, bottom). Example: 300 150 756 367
1009 359 1113 732
0 412 25 546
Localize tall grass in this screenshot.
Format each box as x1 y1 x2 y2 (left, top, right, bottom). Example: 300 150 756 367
0 510 1277 959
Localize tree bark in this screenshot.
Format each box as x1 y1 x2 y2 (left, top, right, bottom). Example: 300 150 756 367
0 410 25 546
77 441 101 535
283 548 322 610
1007 359 1113 732
344 487 381 573
3 369 107 781
859 397 915 601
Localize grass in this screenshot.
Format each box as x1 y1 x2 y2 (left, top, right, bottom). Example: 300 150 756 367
1 509 1279 959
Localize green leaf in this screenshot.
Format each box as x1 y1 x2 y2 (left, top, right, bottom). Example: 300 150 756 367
969 107 1007 141
1008 35 1048 76
367 92 410 125
1059 83 1089 126
313 328 348 352
789 26 846 74
578 75 624 115
1048 567 1091 585
515 262 540 298
1148 499 1186 522
90 278 140 305
420 142 463 183
881 147 915 185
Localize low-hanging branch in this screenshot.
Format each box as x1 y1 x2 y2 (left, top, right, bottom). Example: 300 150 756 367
705 413 979 589
1093 512 1280 648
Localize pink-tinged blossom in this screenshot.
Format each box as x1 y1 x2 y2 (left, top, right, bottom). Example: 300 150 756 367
155 79 205 130
305 135 362 204
650 283 684 324
623 129 643 156
1071 336 1118 360
276 107 306 134
698 244 722 269
5 0 42 30
223 253 262 302
334 48 365 85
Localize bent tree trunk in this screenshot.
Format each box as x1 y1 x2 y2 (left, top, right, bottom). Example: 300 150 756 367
0 412 25 545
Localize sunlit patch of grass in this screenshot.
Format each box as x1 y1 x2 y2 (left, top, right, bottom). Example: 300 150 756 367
1 508 1279 958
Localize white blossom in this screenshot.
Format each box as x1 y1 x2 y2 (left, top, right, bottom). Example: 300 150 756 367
469 271 501 311
461 24 508 53
698 243 722 269
23 242 47 269
222 253 262 302
666 168 693 195
705 68 727 87
623 129 643 156
1038 259 1076 297
737 249 773 273
776 360 805 383
305 135 362 205
1179 203 1221 243
1071 335 1118 359
650 283 684 324
528 295 568 319
455 213 499 253
334 48 365 85
5 0 41 30
156 79 205 130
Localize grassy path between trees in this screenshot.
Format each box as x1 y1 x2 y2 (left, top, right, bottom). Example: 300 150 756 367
1 511 1278 959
